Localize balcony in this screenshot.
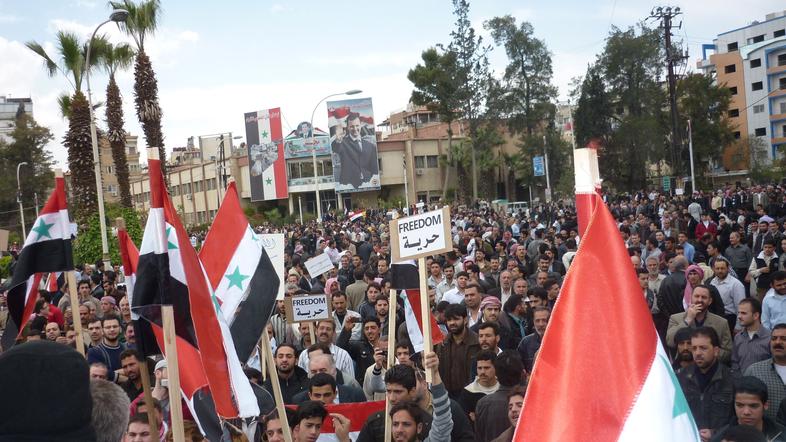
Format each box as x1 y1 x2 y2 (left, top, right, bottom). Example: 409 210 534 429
771 113 786 122
767 64 786 75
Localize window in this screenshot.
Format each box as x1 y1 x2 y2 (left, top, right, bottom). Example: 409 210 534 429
753 104 765 114
378 158 383 172
727 42 738 51
194 180 202 192
171 185 179 196
780 77 786 90
781 102 786 114
288 162 301 179
752 81 763 91
733 131 741 139
755 127 767 137
414 156 425 169
750 58 762 68
427 155 439 168
776 29 785 38
182 183 191 194
783 124 786 137
779 54 786 66
750 35 765 44
729 86 738 95
728 109 740 118
724 64 736 74
206 179 216 190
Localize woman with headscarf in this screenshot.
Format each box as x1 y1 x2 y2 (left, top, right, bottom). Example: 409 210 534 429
684 264 724 318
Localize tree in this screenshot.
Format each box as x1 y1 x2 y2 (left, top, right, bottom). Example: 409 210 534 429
26 31 106 222
448 0 490 203
110 0 167 178
484 15 558 136
0 114 55 234
100 42 136 208
408 47 462 197
677 72 734 177
573 64 612 147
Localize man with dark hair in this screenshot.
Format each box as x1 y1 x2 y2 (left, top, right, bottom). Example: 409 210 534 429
119 348 146 400
762 271 786 329
745 323 786 421
435 303 480 399
518 306 550 373
459 350 499 422
490 385 526 442
293 400 351 442
263 343 309 404
333 111 378 188
306 372 365 404
346 267 369 311
262 408 297 442
338 316 382 385
125 413 153 442
673 327 694 370
297 320 355 379
677 327 735 439
711 376 786 442
732 298 771 376
666 284 733 363
749 239 780 302
331 292 362 341
471 297 514 350
503 294 527 345
87 314 127 382
475 350 525 442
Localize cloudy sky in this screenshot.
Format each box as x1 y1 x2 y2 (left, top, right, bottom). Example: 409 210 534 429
1 0 783 167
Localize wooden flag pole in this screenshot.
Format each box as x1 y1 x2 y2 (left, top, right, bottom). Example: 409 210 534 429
261 327 293 442
384 289 398 442
116 217 157 437
65 271 86 357
308 321 316 346
162 305 186 442
417 257 433 384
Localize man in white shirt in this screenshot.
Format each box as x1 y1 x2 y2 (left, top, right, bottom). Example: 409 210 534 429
323 240 341 266
427 261 444 290
297 321 355 380
435 265 456 304
442 271 469 305
711 259 746 333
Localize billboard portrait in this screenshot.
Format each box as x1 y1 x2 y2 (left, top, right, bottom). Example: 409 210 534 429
326 98 380 193
283 122 331 159
244 108 288 201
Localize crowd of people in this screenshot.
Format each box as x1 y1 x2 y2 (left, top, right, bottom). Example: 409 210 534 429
1 181 786 441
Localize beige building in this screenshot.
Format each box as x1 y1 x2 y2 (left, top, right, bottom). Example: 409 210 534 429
100 134 142 203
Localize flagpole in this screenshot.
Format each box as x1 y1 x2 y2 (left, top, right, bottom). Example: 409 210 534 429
261 327 293 441
162 305 186 442
65 271 86 357
384 287 398 442
417 257 433 384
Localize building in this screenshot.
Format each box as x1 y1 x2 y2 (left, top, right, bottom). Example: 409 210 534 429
698 11 786 168
99 134 142 203
0 96 33 143
555 101 576 148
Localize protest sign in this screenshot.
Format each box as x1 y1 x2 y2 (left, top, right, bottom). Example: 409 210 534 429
304 252 334 277
284 294 332 323
390 206 452 262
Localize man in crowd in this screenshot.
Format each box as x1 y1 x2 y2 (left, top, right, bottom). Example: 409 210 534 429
489 386 526 442
435 265 456 304
475 350 526 442
306 372 366 404
470 296 513 350
488 271 513 305
732 298 771 376
337 316 383 385
119 349 146 401
672 328 695 371
292 400 351 442
744 324 786 421
712 376 786 440
748 239 780 301
297 320 355 380
726 232 753 293
762 271 786 329
86 314 127 382
263 343 309 404
459 350 499 422
435 304 481 399
667 285 733 363
332 292 362 341
676 327 735 439
711 259 747 333
518 307 550 373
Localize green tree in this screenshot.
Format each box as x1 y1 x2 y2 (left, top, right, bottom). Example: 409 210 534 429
677 73 734 178
484 15 558 136
73 204 143 265
573 64 613 147
100 42 136 208
26 31 107 223
109 0 167 179
408 47 462 197
0 113 55 234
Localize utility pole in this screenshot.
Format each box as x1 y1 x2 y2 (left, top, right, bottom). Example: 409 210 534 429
650 6 686 178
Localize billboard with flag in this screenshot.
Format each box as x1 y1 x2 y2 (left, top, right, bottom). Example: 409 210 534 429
326 98 380 193
244 108 288 201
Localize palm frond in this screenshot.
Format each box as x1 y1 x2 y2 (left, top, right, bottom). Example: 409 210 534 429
56 31 85 91
58 93 72 119
25 41 58 77
101 42 136 75
109 0 161 50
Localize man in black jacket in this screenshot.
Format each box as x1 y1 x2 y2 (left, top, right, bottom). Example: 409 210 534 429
677 327 734 439
658 256 689 318
262 344 309 404
336 317 382 385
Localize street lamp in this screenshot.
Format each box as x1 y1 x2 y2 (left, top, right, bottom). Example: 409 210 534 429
309 89 362 222
17 162 28 239
86 8 128 268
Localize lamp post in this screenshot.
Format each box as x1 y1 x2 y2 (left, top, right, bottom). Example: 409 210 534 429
86 8 128 268
309 89 362 222
17 162 28 239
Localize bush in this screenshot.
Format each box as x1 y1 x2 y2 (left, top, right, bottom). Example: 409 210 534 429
0 255 12 280
72 205 143 266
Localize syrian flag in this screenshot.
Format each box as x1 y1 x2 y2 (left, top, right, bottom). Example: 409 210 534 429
573 142 602 239
118 228 139 320
2 175 73 350
200 180 280 363
287 401 385 442
390 261 444 353
348 210 365 222
45 272 62 293
515 180 699 440
133 148 258 419
244 108 288 201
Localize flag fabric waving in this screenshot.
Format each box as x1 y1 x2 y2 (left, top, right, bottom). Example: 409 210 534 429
390 261 444 353
348 210 365 222
200 180 280 363
132 149 258 419
514 195 699 441
117 228 139 320
2 175 73 350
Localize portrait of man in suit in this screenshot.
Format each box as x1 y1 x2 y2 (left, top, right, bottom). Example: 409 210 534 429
332 112 379 189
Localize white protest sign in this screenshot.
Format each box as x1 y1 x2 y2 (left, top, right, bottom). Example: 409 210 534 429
390 206 453 262
304 252 334 277
259 234 286 300
284 294 332 323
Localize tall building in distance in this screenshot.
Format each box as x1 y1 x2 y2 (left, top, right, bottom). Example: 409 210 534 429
0 96 33 143
698 11 786 168
99 134 142 203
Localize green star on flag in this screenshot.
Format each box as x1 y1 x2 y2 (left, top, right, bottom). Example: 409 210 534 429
31 219 54 240
165 227 178 250
265 177 272 185
224 266 249 291
261 130 268 139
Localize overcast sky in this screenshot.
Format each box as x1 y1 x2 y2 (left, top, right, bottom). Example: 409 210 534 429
1 0 783 167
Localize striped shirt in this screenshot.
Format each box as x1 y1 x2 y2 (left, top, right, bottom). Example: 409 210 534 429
744 359 786 421
424 383 454 442
732 326 771 376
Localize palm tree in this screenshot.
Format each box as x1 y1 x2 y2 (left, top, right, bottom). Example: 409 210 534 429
100 42 135 208
26 31 107 222
109 0 167 178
